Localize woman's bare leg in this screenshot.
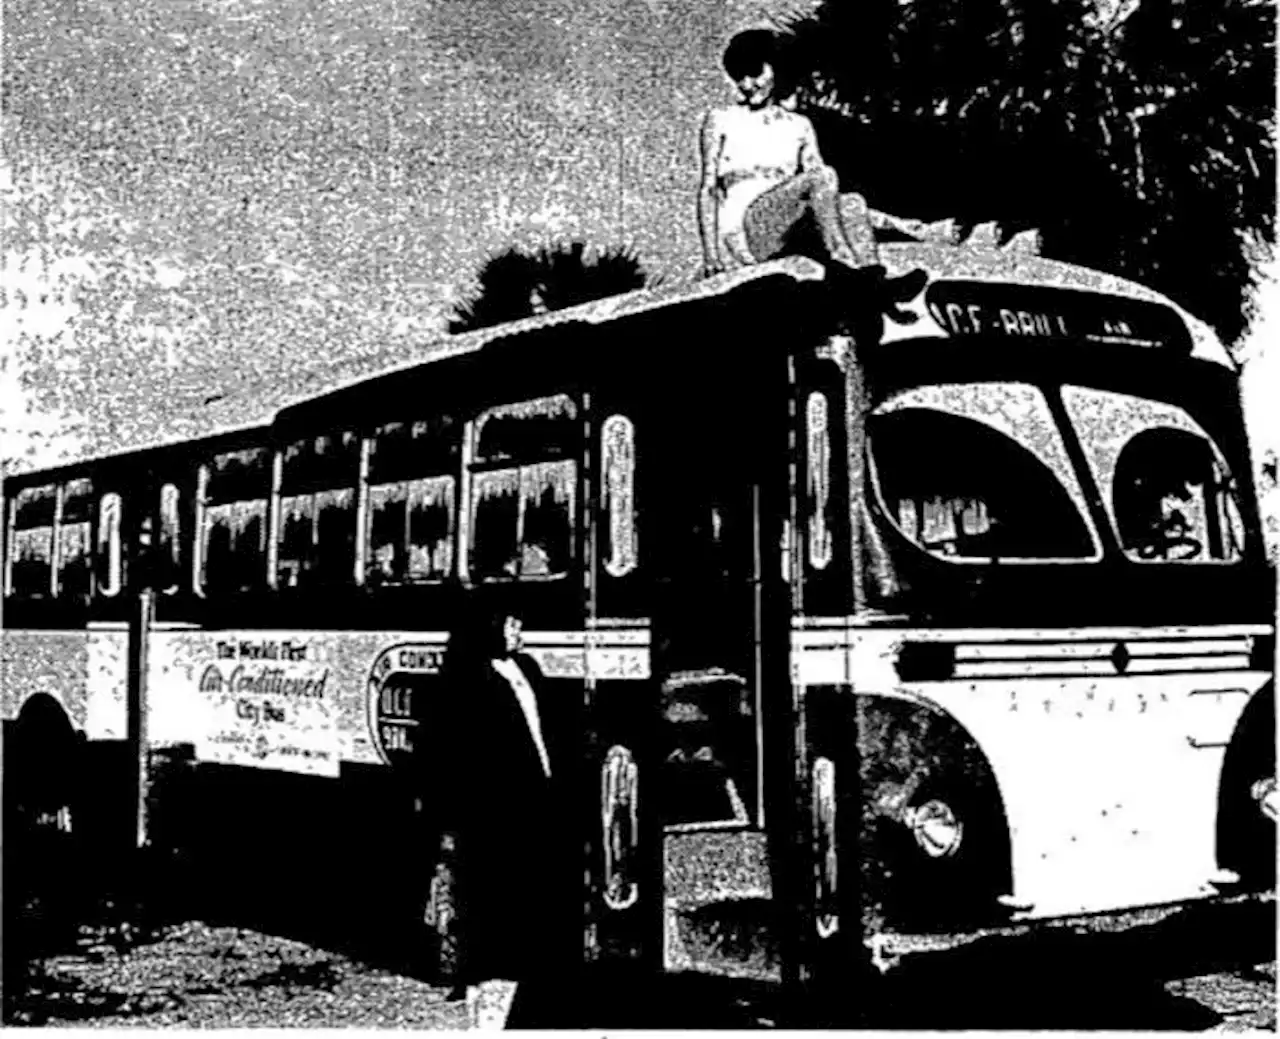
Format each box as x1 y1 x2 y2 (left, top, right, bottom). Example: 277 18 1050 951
793 164 871 266
744 165 878 267
846 197 962 245
835 191 880 266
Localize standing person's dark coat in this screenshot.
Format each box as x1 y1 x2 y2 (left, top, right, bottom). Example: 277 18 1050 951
421 606 576 992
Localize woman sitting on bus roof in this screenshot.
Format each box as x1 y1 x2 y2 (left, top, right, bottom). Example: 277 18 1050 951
699 29 950 294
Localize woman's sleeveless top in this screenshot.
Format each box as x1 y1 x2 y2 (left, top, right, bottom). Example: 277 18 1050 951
714 106 811 265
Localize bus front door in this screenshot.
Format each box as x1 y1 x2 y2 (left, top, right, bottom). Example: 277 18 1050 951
581 367 791 1020
645 396 790 989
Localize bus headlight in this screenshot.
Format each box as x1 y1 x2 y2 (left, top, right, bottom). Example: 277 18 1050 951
904 799 964 858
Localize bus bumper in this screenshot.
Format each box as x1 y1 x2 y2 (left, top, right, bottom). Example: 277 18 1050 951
867 890 1276 978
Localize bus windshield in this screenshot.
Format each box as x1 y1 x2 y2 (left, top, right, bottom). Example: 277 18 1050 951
869 383 1100 563
868 381 1248 568
1062 386 1246 564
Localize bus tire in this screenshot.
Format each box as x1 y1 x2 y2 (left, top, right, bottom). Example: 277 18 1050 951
5 695 84 948
1217 684 1275 890
858 700 1012 934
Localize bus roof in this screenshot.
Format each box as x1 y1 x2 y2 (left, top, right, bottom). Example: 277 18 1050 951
273 244 1232 433
282 256 827 406
3 245 1233 480
875 242 1234 369
0 422 270 489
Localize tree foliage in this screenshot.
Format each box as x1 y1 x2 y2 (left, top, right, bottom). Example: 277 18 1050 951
777 0 1275 344
447 242 654 335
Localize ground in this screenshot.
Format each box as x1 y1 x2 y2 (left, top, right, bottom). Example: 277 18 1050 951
4 917 509 1029
4 910 1275 1029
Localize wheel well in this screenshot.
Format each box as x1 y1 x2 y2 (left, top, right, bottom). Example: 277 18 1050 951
855 696 1014 902
7 693 82 808
1216 682 1275 884
14 692 77 742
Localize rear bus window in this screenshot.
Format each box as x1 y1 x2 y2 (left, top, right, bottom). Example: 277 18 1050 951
6 479 96 601
468 395 579 582
366 416 459 586
57 478 94 602
277 432 359 589
198 447 269 596
660 673 757 830
8 484 57 598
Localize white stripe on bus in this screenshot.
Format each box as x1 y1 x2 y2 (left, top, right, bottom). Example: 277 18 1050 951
953 655 1254 680
2 629 651 685
24 622 649 644
1123 654 1255 674
953 638 1253 662
791 618 1273 641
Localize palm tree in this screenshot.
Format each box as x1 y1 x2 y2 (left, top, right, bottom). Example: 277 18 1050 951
447 242 655 335
778 0 1275 345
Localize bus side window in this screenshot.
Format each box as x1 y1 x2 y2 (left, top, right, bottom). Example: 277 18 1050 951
57 478 94 603
277 431 359 589
601 414 637 578
7 484 57 598
196 447 270 597
156 482 183 594
96 492 123 597
660 674 755 829
366 417 458 586
468 395 579 583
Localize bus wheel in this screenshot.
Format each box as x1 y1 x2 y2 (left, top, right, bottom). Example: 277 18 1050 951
5 696 83 944
858 702 1011 934
1217 684 1275 890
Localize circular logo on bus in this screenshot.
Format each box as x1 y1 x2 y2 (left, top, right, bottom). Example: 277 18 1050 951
367 643 446 767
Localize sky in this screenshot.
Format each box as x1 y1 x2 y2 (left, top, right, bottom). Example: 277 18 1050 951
1 0 818 465
0 0 1274 485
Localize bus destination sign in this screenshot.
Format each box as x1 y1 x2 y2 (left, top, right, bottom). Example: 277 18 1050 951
924 281 1193 354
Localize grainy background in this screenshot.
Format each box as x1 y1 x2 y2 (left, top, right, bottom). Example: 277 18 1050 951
2 0 1275 503
2 0 1276 1029
3 0 825 463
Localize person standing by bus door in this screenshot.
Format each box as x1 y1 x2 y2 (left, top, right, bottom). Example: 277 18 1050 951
427 604 576 1028
698 29 948 296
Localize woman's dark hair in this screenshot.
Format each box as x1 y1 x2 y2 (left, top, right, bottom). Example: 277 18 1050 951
722 29 797 96
722 29 777 80
442 599 511 680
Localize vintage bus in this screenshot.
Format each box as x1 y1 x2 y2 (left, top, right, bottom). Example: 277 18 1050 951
3 243 1275 1014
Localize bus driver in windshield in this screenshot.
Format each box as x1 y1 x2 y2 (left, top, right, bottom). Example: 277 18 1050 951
699 29 955 287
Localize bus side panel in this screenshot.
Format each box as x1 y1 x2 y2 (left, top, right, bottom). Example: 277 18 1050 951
145 627 460 771
139 626 443 964
3 623 138 867
141 627 603 972
842 626 1271 925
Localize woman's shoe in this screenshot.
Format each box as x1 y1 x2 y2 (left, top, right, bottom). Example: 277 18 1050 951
1002 228 1042 256
918 218 961 244
828 262 926 307
882 267 928 304
962 221 1001 249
